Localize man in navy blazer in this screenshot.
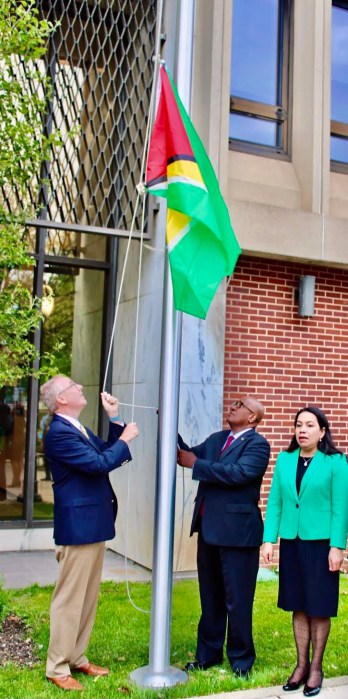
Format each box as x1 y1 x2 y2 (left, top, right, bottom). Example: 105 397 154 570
40 375 138 691
178 395 270 677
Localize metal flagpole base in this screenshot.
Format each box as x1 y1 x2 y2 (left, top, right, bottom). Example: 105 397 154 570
130 665 187 688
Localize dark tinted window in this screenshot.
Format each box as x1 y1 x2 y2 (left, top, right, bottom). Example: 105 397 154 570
331 3 348 166
231 0 279 105
229 0 291 156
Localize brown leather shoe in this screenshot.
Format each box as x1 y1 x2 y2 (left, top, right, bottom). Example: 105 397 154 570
74 662 109 677
47 675 84 691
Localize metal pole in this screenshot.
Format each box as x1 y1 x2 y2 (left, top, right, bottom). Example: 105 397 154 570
130 266 185 688
130 0 195 688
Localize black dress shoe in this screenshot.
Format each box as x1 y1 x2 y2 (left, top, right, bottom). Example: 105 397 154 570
185 660 220 671
303 673 323 697
233 668 250 679
283 671 309 691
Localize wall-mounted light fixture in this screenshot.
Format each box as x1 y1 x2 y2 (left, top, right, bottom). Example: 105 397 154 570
41 284 55 320
298 275 315 317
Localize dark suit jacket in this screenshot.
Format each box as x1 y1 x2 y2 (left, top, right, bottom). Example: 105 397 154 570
44 414 131 546
179 428 270 547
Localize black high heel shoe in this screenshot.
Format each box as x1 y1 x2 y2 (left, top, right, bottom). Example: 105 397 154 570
303 672 324 697
283 670 309 692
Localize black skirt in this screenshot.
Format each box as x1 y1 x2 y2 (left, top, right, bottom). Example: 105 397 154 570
278 537 340 617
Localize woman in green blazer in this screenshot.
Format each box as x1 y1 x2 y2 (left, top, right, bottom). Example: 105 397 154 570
263 406 348 698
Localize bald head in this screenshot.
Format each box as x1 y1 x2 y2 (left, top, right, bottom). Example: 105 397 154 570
227 394 265 432
241 395 265 425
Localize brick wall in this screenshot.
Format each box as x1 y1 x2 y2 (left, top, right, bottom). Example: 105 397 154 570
224 255 348 562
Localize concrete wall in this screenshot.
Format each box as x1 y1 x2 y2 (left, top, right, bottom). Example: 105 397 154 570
224 0 348 264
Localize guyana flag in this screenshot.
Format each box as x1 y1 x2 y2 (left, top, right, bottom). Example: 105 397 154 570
145 65 241 319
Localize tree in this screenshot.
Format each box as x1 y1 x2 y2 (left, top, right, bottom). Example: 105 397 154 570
0 0 58 385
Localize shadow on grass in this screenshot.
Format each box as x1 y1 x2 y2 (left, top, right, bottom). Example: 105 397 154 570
0 576 347 698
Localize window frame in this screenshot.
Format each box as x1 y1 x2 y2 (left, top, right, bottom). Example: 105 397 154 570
0 229 116 529
330 0 348 172
229 0 292 159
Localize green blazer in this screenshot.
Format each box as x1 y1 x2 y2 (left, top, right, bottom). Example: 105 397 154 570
263 449 348 549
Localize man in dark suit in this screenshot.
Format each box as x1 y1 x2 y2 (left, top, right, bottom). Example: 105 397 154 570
40 375 139 691
177 395 270 677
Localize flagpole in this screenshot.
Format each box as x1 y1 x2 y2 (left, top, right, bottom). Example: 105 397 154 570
130 0 195 688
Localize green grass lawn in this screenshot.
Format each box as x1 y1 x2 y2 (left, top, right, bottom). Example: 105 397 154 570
0 576 347 698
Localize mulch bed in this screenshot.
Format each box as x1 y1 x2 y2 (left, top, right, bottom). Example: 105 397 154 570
0 614 38 666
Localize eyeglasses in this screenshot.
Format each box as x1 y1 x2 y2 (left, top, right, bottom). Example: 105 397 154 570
58 381 79 396
230 400 254 414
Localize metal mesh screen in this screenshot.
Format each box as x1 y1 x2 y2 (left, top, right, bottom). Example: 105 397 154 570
2 0 157 244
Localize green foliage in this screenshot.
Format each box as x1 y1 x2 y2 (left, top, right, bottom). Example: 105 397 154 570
0 577 347 698
0 217 30 269
0 283 41 381
0 0 53 60
0 0 56 191
0 580 10 623
0 0 59 385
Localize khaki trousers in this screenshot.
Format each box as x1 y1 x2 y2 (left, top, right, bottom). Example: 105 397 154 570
46 541 105 678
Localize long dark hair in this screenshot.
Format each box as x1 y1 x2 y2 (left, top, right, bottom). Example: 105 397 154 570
287 406 343 455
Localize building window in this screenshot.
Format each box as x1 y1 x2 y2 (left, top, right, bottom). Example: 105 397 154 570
331 2 348 170
229 0 291 157
0 230 115 526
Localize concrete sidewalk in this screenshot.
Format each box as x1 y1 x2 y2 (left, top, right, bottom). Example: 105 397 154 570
187 678 348 699
0 548 276 589
0 547 152 588
0 550 347 699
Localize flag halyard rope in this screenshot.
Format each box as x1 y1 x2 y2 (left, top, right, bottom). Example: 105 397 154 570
101 1 166 614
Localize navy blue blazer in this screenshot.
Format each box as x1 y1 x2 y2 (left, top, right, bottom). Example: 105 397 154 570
44 414 132 546
179 428 270 547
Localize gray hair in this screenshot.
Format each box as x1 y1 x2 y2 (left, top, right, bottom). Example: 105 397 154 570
40 375 69 413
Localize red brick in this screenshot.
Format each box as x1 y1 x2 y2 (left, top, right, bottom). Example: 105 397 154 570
224 256 348 562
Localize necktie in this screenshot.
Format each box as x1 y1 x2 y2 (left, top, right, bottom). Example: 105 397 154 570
220 434 234 455
79 423 89 439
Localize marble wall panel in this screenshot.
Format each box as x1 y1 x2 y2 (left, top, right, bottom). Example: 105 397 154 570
110 202 226 569
117 223 165 303
174 468 198 572
112 292 163 387
108 382 158 568
180 287 226 386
